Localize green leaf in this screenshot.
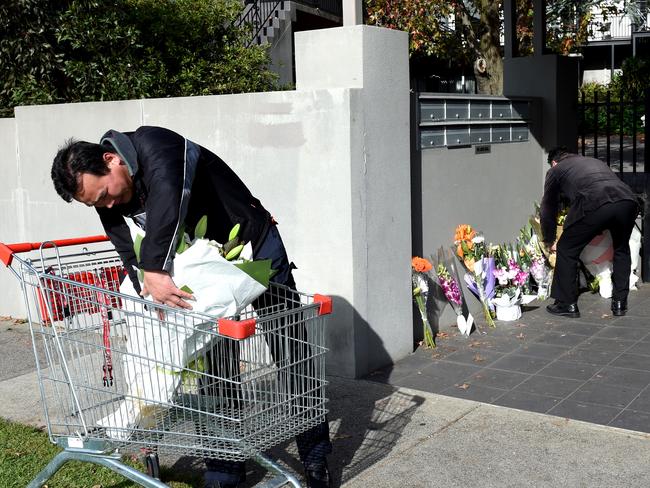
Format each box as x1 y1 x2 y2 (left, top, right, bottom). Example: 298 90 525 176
234 259 273 287
195 215 208 239
134 234 143 262
180 285 193 294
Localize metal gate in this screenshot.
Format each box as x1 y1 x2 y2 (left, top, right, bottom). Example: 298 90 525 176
578 88 650 280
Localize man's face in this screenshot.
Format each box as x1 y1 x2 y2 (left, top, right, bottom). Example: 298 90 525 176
75 153 133 208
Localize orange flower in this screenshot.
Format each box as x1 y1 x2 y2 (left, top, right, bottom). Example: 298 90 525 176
412 256 432 273
454 224 476 244
464 256 475 271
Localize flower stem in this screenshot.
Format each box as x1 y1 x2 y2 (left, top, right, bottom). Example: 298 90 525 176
475 274 496 328
415 294 436 348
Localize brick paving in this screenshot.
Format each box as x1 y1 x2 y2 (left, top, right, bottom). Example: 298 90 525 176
367 286 650 432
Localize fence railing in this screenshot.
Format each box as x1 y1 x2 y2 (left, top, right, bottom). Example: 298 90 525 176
578 88 650 281
588 12 635 41
236 0 284 47
578 89 649 173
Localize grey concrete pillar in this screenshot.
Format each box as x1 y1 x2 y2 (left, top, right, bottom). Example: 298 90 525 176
295 26 412 377
343 0 363 26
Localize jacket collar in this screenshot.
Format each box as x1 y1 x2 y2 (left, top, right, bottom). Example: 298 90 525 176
99 130 139 176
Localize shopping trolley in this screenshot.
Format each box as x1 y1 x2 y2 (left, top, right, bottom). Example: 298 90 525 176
0 235 332 488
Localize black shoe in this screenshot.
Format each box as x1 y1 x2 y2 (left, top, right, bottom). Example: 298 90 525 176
546 301 580 318
305 461 331 488
612 299 627 317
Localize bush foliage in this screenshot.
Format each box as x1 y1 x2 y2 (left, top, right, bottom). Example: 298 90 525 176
0 0 278 117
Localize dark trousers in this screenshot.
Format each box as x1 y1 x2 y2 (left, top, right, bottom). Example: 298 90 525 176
552 200 638 304
204 224 331 484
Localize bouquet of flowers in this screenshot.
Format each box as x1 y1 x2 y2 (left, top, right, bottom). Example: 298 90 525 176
454 224 495 328
98 216 275 439
411 256 436 348
492 243 536 320
518 221 552 300
432 246 474 336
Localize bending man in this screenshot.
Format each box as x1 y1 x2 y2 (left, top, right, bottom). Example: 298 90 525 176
541 147 639 318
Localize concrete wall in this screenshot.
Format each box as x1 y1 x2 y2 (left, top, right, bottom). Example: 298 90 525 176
296 25 412 376
504 54 579 153
0 26 411 379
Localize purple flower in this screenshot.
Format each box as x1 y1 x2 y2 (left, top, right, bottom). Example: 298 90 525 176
440 275 462 306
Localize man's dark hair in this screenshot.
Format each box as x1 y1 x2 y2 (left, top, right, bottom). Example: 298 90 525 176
547 146 569 166
51 140 110 202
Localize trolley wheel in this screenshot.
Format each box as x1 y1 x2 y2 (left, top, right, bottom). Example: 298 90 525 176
145 452 160 480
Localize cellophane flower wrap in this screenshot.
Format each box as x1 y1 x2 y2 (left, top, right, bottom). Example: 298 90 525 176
432 246 474 336
411 256 436 348
521 216 553 300
454 225 495 328
491 243 536 315
97 216 273 439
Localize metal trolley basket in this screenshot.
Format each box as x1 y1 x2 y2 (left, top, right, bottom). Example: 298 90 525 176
0 236 331 488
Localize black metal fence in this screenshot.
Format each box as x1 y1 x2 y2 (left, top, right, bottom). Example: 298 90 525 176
578 89 649 173
578 89 650 281
236 0 284 46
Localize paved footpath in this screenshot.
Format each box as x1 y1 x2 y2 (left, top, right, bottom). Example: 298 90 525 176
2 317 650 487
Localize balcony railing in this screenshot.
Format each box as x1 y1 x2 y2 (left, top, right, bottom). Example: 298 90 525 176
588 12 635 41
236 1 342 47
586 10 650 42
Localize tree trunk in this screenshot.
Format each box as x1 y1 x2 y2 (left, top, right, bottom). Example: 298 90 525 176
475 47 503 95
474 0 504 95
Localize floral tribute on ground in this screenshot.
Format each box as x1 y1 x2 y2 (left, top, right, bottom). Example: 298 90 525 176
454 224 495 328
411 256 437 348
432 246 474 336
491 242 536 321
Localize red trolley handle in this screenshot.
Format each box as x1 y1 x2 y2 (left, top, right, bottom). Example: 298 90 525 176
0 235 110 267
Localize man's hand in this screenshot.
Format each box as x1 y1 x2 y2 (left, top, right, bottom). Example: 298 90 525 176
141 270 194 309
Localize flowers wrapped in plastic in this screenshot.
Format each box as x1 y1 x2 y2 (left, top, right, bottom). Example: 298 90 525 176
525 211 555 300
432 246 474 336
97 216 274 439
411 256 436 348
492 243 536 321
454 225 495 328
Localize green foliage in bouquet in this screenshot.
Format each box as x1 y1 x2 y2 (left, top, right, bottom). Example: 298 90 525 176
133 215 276 289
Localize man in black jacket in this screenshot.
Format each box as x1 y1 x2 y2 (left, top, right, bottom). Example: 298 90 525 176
541 147 639 318
51 126 332 488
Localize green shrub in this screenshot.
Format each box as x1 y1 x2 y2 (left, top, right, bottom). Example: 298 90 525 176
0 0 278 117
579 79 644 136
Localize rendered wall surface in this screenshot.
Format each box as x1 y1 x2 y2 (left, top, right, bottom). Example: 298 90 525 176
504 54 579 153
296 26 412 376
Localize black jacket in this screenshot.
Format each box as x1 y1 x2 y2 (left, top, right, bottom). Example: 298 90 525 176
96 126 271 288
540 153 638 244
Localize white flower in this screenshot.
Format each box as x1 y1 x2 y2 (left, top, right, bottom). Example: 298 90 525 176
472 235 485 244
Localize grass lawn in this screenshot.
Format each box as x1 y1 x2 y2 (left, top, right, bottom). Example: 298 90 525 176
0 418 199 487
